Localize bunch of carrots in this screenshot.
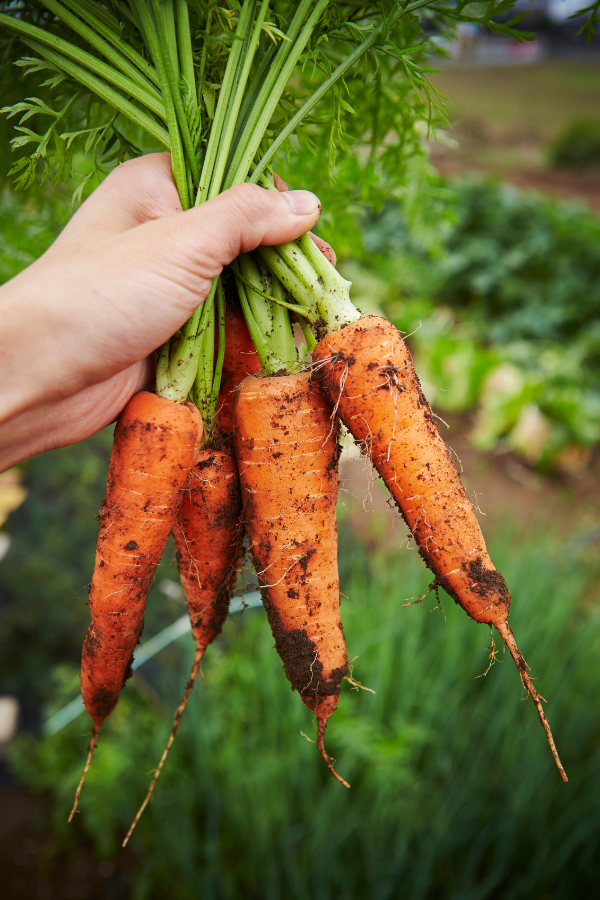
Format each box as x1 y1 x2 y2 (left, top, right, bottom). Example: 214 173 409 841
1 0 567 845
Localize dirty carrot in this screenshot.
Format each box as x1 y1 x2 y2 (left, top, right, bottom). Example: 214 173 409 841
123 445 243 845
234 370 349 786
214 299 261 441
312 316 568 783
69 392 202 820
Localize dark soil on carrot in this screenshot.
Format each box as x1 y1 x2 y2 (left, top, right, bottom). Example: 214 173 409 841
261 592 348 699
465 556 511 606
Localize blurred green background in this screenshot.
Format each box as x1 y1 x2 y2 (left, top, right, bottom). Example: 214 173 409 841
2 40 600 900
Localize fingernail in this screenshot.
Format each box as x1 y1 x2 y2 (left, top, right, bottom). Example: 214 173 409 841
283 190 320 216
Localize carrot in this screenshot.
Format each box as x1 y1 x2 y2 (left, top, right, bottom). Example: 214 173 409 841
123 445 243 845
312 316 567 782
69 392 202 820
214 299 261 441
233 370 349 786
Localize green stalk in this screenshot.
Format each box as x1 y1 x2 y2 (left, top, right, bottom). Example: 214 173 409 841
249 1 438 185
295 313 317 354
239 253 272 340
195 1 256 204
192 305 216 437
75 0 121 34
58 0 160 86
266 273 298 371
162 278 219 404
226 0 312 179
258 239 360 334
41 0 161 97
21 38 170 148
236 254 298 375
175 0 196 94
130 0 188 206
156 341 172 397
225 0 323 189
233 266 287 376
255 245 318 309
0 13 166 120
234 269 316 323
234 274 273 368
159 0 179 78
228 38 276 159
207 0 270 200
149 0 199 186
207 278 226 426
196 8 212 105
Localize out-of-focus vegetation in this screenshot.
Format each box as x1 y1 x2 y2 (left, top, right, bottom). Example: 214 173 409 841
346 175 600 470
548 118 600 169
429 61 600 176
432 62 600 143
0 187 67 280
8 501 600 899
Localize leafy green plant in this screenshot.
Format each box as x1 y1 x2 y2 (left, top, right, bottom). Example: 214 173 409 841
572 0 600 41
0 185 68 282
548 118 600 170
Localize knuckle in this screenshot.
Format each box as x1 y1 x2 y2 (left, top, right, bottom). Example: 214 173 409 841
223 183 276 219
104 154 179 217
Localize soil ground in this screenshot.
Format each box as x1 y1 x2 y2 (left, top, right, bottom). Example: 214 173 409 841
429 61 600 209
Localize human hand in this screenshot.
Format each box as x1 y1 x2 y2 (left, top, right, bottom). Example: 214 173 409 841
0 152 322 470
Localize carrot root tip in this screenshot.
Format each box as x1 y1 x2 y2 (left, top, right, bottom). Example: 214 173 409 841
122 642 206 847
68 725 100 823
496 621 568 783
316 718 350 789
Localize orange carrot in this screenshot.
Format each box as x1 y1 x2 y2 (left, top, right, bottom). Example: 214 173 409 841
174 449 243 649
234 371 349 786
313 316 567 782
123 445 243 845
214 299 261 441
70 392 202 819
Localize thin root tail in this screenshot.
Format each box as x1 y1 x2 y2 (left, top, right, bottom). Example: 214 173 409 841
122 642 206 847
496 621 568 783
68 725 100 822
316 718 350 789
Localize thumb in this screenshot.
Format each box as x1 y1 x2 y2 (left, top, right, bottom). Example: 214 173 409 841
137 182 322 288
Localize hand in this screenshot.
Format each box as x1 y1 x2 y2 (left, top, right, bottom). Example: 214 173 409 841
0 152 322 470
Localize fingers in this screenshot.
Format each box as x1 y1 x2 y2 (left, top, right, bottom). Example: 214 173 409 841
309 233 337 268
49 153 181 253
272 171 289 192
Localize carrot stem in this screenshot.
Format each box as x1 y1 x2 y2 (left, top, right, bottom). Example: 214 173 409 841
68 725 100 822
495 620 568 783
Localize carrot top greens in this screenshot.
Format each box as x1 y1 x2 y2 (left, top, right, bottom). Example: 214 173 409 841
1 0 531 419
